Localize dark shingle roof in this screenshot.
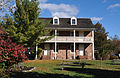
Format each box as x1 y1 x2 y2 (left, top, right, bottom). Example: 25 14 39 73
39 18 94 29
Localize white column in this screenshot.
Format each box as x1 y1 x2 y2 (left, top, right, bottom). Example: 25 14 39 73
92 30 95 60
55 29 57 59
35 44 38 60
74 30 76 59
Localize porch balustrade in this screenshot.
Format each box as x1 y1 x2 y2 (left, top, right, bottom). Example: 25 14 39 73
41 36 93 43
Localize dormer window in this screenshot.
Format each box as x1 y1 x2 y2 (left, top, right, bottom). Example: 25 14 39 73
72 19 75 25
71 17 77 25
54 19 58 24
53 16 59 25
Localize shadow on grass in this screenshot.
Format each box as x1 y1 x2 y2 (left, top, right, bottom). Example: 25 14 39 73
57 62 93 67
10 67 120 78
10 72 83 78
57 67 120 78
106 63 120 65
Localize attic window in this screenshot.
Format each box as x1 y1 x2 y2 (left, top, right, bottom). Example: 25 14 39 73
71 17 77 25
53 16 59 25
72 19 75 25
54 19 58 24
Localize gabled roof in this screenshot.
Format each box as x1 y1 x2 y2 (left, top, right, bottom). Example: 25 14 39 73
39 17 94 29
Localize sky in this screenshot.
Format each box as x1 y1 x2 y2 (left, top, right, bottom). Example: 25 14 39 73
38 0 120 37
0 0 120 37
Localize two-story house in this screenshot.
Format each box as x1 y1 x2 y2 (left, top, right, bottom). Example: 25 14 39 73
37 16 95 60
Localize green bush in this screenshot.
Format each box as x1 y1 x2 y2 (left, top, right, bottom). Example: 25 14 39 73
37 48 43 59
0 64 9 78
103 53 110 60
110 56 119 60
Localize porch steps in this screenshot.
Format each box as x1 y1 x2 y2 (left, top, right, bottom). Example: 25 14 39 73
41 55 50 60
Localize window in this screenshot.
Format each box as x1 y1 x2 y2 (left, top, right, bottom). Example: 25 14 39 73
54 19 58 24
71 17 77 25
52 44 55 52
70 44 74 52
79 44 84 56
57 44 59 52
53 16 59 25
71 56 74 59
70 31 74 36
72 19 76 25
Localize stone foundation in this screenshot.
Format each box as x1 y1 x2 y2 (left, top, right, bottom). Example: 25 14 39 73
85 44 93 60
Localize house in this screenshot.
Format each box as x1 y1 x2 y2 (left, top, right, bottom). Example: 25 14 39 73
38 16 95 60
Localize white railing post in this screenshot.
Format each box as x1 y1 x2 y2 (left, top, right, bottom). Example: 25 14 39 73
55 29 57 59
74 30 76 59
92 30 95 60
35 44 38 60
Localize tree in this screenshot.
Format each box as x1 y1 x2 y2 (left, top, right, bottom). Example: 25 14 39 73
94 23 120 60
0 0 15 22
94 22 110 59
4 0 51 51
112 35 119 41
111 35 120 54
0 0 11 11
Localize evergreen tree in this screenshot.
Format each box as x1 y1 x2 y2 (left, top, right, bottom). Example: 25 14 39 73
94 22 109 58
5 0 51 49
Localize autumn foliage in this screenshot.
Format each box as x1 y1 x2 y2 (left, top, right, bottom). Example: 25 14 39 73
0 36 28 68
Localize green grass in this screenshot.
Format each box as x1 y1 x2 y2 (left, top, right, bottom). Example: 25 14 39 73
10 60 120 78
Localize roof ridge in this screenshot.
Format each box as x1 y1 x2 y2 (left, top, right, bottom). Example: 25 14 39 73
38 17 91 20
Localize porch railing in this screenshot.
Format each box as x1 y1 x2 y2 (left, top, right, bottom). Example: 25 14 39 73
41 36 93 42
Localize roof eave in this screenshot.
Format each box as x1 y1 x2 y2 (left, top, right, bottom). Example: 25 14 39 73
45 27 95 30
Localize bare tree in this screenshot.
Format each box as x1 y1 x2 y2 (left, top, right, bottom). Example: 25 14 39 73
0 0 15 20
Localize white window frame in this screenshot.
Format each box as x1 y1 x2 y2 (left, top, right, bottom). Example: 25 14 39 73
71 17 77 25
53 16 59 25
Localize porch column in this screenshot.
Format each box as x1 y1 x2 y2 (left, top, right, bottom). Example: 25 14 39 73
92 30 95 60
74 29 76 59
35 44 38 60
55 29 57 59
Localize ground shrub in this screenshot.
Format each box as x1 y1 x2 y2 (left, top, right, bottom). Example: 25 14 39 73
0 37 28 68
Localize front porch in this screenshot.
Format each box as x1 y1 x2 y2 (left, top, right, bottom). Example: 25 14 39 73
40 43 93 60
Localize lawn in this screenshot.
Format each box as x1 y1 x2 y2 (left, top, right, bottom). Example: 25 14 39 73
10 60 120 78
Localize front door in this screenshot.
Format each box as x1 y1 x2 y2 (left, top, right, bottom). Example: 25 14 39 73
79 44 84 56
44 44 50 55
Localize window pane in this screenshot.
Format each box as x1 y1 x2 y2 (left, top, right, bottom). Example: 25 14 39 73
71 45 74 52
54 19 58 24
70 32 74 36
72 19 75 24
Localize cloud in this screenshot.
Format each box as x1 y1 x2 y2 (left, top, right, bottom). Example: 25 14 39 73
91 17 103 21
38 0 47 3
108 3 120 9
107 36 110 40
39 2 79 18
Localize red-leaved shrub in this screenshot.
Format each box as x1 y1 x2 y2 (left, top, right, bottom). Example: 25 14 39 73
0 36 27 68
